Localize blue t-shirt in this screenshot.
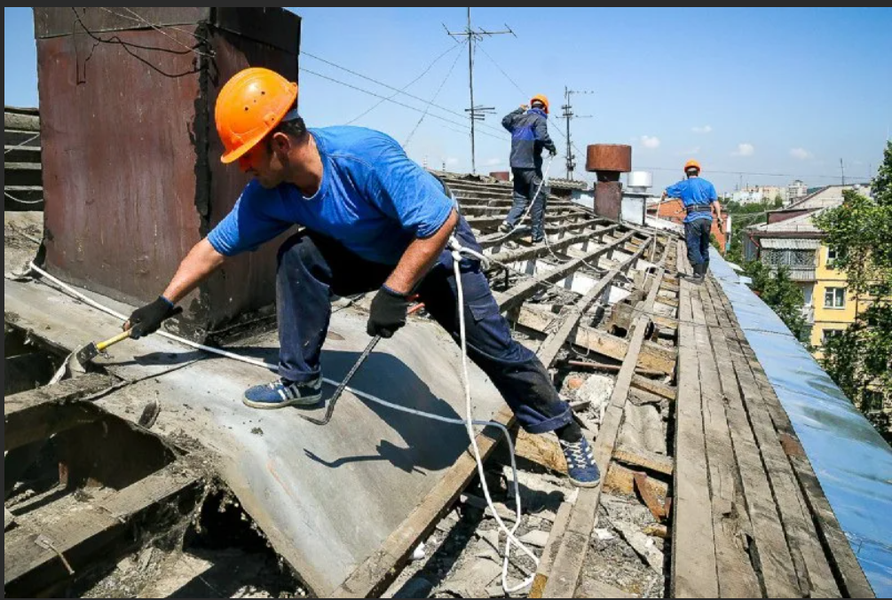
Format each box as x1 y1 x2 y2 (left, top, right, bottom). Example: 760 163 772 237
664 177 718 223
207 126 456 265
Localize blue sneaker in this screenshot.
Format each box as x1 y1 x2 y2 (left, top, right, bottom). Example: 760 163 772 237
243 377 323 409
560 437 601 488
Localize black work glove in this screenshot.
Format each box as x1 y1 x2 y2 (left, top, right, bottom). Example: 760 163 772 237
126 296 180 339
548 147 558 157
367 286 410 339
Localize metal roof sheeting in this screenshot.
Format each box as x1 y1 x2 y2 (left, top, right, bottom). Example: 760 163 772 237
710 248 892 597
759 238 823 249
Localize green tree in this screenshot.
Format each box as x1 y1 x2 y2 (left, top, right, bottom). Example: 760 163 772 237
774 194 784 208
813 140 892 438
723 199 774 265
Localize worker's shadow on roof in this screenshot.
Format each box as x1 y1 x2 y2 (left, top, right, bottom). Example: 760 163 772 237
102 349 207 369
299 348 474 475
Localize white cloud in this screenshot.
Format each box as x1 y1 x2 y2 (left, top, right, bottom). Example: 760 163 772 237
790 147 812 160
692 125 713 134
446 157 459 166
733 143 755 157
640 135 661 149
485 157 503 166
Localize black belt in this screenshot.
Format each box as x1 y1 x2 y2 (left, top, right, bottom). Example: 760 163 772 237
685 204 712 213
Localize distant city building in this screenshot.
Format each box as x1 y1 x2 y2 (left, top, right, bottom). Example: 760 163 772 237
730 185 788 205
787 179 808 203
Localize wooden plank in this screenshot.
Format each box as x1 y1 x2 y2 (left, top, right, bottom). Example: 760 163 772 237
701 280 802 596
655 296 679 309
514 429 567 474
690 287 762 597
603 462 669 498
610 302 677 332
660 279 680 293
634 472 668 520
566 360 664 379
332 408 514 598
677 239 692 276
613 443 674 476
467 209 578 229
529 502 573 598
539 261 667 598
494 232 638 313
537 237 653 367
5 374 116 451
479 220 609 249
508 305 677 375
458 197 577 209
706 280 845 598
723 322 838 597
710 281 873 597
631 375 676 401
671 279 719 599
4 462 199 594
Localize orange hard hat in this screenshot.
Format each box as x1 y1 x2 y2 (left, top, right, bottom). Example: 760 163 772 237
530 94 549 114
215 67 298 164
684 159 701 173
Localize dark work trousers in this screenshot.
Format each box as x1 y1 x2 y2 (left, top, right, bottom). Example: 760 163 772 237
274 218 572 434
684 218 712 268
505 168 548 241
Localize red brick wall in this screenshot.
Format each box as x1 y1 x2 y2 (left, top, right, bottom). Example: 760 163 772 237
655 199 726 253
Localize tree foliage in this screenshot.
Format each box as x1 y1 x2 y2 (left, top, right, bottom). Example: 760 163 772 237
813 141 892 438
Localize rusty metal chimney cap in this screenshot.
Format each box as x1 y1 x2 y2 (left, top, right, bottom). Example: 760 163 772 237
586 144 632 174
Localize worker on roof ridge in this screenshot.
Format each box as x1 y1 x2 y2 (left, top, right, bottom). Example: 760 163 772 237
661 159 724 283
499 94 557 243
123 68 599 488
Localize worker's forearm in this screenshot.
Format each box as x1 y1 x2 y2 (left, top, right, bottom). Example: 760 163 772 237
161 239 226 304
385 209 459 295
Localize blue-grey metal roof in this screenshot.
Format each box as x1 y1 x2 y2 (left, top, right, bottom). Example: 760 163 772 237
710 248 892 597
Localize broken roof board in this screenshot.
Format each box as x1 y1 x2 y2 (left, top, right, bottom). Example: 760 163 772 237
4 276 507 596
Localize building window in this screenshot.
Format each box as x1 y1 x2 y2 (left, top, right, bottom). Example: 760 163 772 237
824 287 846 309
762 249 816 268
826 247 845 267
801 284 814 306
822 329 844 345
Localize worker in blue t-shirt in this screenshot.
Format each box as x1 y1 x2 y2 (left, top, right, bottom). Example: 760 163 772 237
662 159 724 282
122 68 600 487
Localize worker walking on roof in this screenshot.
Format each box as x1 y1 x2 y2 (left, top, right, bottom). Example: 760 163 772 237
123 68 599 488
661 160 723 282
499 95 557 243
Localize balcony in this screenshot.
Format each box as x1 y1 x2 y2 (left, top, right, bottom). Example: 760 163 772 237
787 268 817 282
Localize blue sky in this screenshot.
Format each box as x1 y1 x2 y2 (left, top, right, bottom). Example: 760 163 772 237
5 7 892 193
